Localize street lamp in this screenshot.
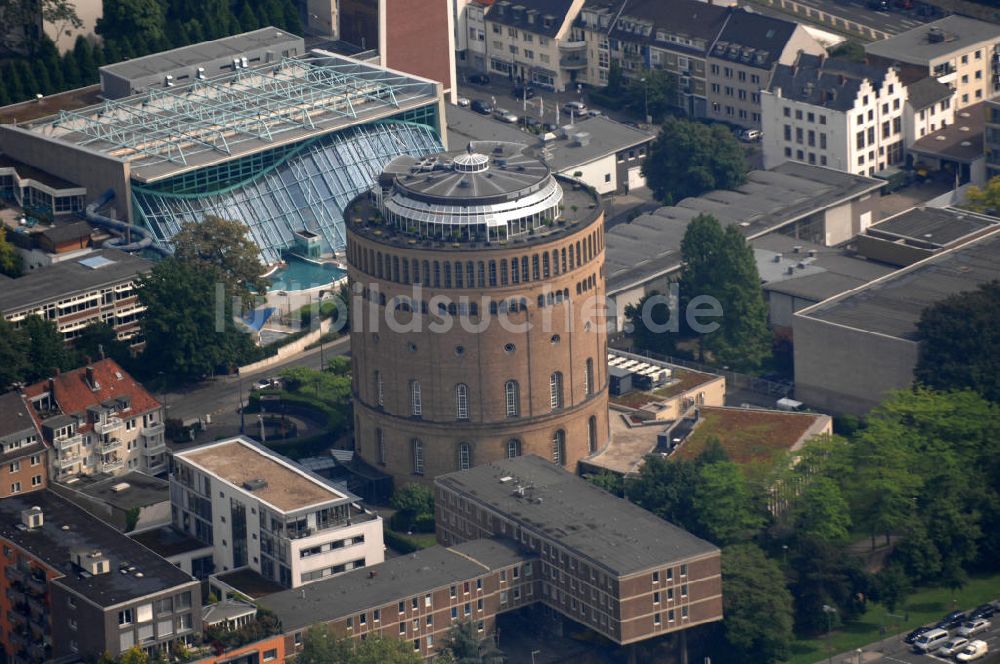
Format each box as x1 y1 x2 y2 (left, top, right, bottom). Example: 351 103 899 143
531 650 541 664
822 604 838 664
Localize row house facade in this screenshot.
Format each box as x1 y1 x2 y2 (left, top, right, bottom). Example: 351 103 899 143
482 0 587 92
762 54 907 177
23 359 167 482
0 392 48 499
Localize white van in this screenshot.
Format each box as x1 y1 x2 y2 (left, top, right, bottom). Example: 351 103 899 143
913 628 950 653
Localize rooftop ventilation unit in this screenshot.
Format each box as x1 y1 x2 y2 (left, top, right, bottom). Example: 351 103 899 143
21 506 43 530
243 478 269 492
111 482 131 493
73 550 111 576
573 132 591 147
928 27 945 43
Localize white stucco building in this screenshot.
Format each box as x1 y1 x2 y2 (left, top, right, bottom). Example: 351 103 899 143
762 54 907 177
170 437 384 589
903 76 956 148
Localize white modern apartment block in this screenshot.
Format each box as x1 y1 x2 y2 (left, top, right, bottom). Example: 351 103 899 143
455 0 489 71
865 15 1000 111
170 437 384 589
762 54 906 177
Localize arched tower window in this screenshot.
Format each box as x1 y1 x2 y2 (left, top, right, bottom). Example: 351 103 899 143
584 358 594 397
458 442 472 470
549 372 563 410
410 380 422 417
588 416 598 454
504 380 519 417
552 429 566 465
506 439 522 459
377 428 386 465
412 439 424 475
375 371 384 407
455 384 469 420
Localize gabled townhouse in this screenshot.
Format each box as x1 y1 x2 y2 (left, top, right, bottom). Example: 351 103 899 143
483 0 587 92
761 54 907 176
705 10 825 129
22 359 167 482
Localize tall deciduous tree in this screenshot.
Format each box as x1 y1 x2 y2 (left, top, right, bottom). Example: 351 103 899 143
138 258 258 381
0 226 22 277
623 289 677 356
678 214 770 369
792 476 851 545
915 281 1000 403
642 117 748 202
442 620 504 663
0 0 81 52
171 215 265 304
96 0 166 47
298 625 422 664
0 318 30 390
964 175 1000 213
22 314 74 381
715 544 794 664
691 460 765 545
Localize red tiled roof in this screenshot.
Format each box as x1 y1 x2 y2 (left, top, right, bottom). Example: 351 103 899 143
23 359 160 430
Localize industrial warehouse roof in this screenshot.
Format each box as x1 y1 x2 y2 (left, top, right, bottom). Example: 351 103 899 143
910 102 985 164
16 54 441 183
0 249 152 314
436 455 718 576
261 539 529 631
604 163 883 294
100 27 302 82
800 226 1000 340
866 206 998 249
0 490 196 606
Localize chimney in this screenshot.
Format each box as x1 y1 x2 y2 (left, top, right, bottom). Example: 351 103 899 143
21 506 43 529
808 249 817 258
85 366 99 391
838 74 847 86
793 245 802 253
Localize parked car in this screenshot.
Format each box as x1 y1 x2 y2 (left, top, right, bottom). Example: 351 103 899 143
494 108 518 123
938 637 970 657
524 117 542 128
970 604 996 620
468 73 490 85
456 96 470 107
471 99 493 115
512 85 535 100
586 109 603 118
958 618 991 637
739 128 763 142
956 640 989 662
939 611 969 631
866 0 889 9
562 101 588 116
905 626 933 645
252 377 281 391
913 628 950 653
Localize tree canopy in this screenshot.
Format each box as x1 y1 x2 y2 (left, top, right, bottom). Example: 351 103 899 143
297 625 423 664
0 226 22 277
171 215 266 303
138 257 258 381
642 117 748 203
678 214 771 369
915 281 1000 402
964 175 1000 214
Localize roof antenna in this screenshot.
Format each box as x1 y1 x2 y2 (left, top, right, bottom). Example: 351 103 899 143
467 143 473 154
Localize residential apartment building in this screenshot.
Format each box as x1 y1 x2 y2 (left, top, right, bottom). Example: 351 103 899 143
0 490 200 662
264 538 536 659
577 0 729 117
762 54 906 177
986 97 1000 180
457 0 489 71
436 455 723 645
904 76 956 148
0 248 152 346
0 392 48 498
265 455 720 659
705 11 825 129
22 359 167 481
484 0 587 92
865 15 1000 111
170 437 385 589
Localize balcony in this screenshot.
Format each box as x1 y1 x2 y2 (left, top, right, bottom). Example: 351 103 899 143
102 457 125 473
560 56 588 70
55 452 83 469
94 417 124 436
5 566 25 583
53 432 84 450
101 438 123 453
27 595 45 616
560 39 587 54
143 440 167 456
6 584 25 604
26 574 46 596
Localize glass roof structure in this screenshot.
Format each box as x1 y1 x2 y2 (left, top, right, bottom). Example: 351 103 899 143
24 54 442 182
132 120 444 263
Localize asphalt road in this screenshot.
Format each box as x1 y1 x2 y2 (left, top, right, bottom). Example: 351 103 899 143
160 336 350 426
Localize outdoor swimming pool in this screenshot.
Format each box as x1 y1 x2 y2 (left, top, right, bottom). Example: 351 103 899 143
267 257 346 292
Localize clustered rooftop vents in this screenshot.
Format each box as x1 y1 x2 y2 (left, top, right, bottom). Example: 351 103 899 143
372 141 567 243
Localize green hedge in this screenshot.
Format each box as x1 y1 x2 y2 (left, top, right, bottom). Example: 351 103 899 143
383 527 420 554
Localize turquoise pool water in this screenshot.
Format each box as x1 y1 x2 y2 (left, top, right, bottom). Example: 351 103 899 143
268 257 346 292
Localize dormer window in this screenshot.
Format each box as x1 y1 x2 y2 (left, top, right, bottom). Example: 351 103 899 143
543 15 553 29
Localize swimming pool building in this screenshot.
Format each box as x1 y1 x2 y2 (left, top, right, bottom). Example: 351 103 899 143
0 52 446 263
